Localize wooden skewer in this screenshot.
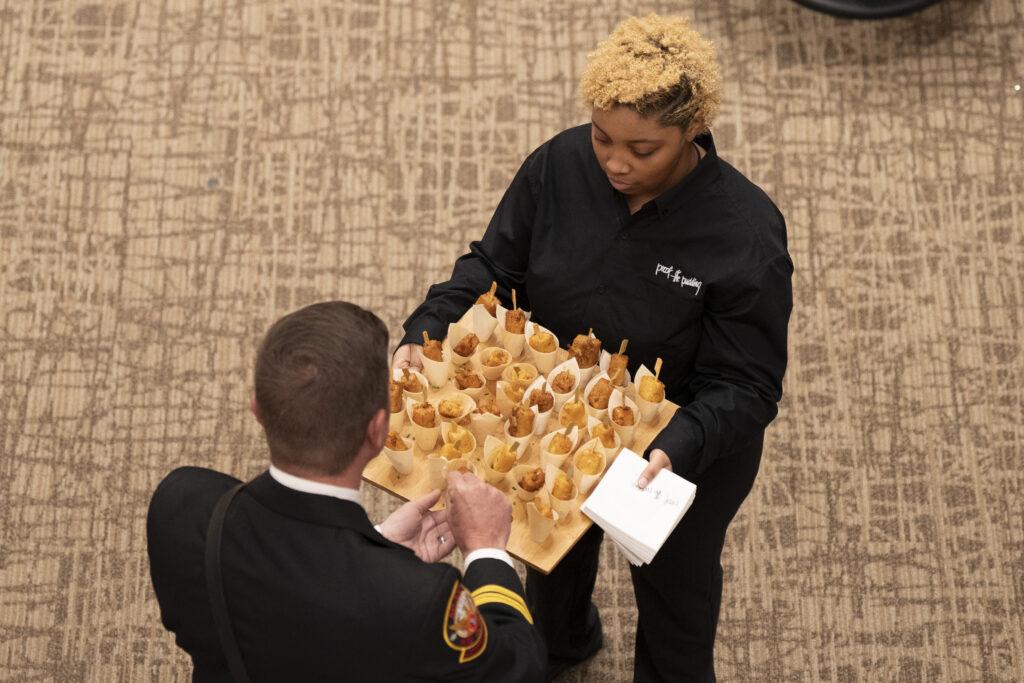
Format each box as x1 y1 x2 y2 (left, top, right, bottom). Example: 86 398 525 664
510 441 520 453
618 339 628 355
422 331 430 345
654 357 663 380
512 288 518 312
588 327 593 337
488 280 497 297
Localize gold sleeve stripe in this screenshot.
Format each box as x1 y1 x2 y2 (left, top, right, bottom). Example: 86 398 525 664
470 585 534 624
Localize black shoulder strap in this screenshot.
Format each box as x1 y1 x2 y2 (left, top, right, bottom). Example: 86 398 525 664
204 483 251 683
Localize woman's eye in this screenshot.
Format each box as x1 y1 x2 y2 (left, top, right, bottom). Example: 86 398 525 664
595 137 610 145
633 149 654 158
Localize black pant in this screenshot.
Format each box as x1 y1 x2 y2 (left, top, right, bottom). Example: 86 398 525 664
526 435 764 682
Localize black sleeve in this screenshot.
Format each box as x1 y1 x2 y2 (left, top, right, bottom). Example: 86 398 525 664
648 252 793 479
398 146 545 348
406 560 545 682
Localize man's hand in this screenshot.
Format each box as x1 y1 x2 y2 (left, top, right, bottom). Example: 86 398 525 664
446 472 512 554
392 343 424 372
637 449 673 489
378 489 455 563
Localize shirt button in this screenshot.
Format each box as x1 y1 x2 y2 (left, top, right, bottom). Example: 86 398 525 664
597 285 607 294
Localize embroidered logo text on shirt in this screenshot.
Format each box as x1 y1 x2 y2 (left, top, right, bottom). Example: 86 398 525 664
655 263 702 295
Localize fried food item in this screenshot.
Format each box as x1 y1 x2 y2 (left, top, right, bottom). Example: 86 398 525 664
519 468 545 493
389 381 404 413
447 424 474 453
587 378 613 410
505 364 537 385
412 401 436 428
453 333 480 357
482 348 510 367
421 331 443 362
385 431 407 450
528 331 556 353
547 430 573 455
608 353 629 385
438 398 463 419
508 404 535 437
438 443 461 460
454 366 484 390
503 382 525 404
505 307 526 334
476 281 499 316
592 421 617 448
475 392 500 416
551 471 574 500
639 375 665 403
568 334 601 369
576 448 603 475
558 396 586 429
534 496 553 518
551 370 575 394
490 444 516 473
612 405 635 427
528 388 553 413
400 368 423 394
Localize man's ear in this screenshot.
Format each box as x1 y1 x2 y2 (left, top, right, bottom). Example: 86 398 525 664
250 394 262 424
365 408 388 453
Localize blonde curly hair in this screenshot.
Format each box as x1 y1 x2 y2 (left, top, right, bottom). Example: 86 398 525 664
581 14 721 131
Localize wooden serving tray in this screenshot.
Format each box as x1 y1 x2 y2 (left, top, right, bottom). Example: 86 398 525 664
363 325 677 574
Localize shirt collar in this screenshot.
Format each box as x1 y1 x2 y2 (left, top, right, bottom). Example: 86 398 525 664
268 464 363 507
648 131 720 218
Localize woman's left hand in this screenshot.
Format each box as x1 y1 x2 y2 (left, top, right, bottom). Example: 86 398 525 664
637 449 673 489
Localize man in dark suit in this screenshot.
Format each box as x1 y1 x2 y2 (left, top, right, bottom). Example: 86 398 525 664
147 301 545 681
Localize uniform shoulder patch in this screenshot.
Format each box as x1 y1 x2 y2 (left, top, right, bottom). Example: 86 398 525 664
442 581 488 663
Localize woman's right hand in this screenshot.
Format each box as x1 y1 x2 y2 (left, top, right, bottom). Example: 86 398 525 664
392 343 424 371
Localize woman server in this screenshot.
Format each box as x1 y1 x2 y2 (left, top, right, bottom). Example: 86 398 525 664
394 14 793 682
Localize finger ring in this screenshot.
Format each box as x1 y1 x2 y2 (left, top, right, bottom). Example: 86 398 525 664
438 535 446 545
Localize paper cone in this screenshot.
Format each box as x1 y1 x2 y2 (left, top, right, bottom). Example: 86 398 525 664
586 416 622 461
427 454 447 490
476 346 511 381
607 390 639 448
598 350 631 388
572 438 607 495
388 409 405 432
511 464 545 502
522 375 554 436
526 490 557 544
546 357 581 411
633 364 665 424
494 303 530 358
446 457 478 479
470 303 499 341
435 392 476 423
503 405 539 453
583 372 614 419
538 426 578 471
446 321 479 367
382 436 414 476
421 354 451 389
482 435 516 485
391 368 429 403
544 463 577 522
406 398 440 451
501 362 539 387
524 322 559 375
441 422 477 457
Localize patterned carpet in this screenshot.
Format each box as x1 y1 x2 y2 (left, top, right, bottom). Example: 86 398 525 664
1 0 1022 680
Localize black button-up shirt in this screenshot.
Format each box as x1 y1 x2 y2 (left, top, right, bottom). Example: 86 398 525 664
401 125 792 479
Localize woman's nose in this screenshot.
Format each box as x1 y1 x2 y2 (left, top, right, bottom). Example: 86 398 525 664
605 155 629 175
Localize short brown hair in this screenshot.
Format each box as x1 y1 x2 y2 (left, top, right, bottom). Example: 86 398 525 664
254 301 389 475
581 14 722 131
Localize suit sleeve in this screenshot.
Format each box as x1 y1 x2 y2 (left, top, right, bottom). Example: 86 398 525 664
406 560 545 681
398 146 545 348
648 252 793 480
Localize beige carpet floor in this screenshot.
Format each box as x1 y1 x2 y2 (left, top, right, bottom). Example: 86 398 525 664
1 0 1022 680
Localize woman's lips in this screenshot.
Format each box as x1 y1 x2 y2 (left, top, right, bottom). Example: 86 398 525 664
608 176 632 191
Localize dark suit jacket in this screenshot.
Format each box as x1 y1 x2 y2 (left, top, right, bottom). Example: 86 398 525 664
147 467 545 681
